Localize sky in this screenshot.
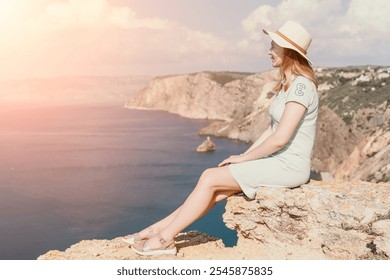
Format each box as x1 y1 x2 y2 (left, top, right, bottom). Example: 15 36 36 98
0 0 389 79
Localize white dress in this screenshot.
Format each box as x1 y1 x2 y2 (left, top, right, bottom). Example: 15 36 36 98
228 76 319 199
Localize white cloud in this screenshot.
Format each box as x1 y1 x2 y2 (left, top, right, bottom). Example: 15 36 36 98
339 0 390 34
241 0 390 65
68 0 107 24
2 0 389 79
108 7 169 30
38 0 170 30
242 5 274 41
320 0 390 58
37 0 228 54
242 0 341 41
177 27 228 54
0 0 232 78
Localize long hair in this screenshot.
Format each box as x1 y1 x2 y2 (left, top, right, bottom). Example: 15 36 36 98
274 48 318 92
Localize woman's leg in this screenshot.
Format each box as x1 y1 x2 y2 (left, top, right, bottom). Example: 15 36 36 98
141 166 241 249
133 186 239 239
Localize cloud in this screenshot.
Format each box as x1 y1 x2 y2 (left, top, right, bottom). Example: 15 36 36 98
0 0 231 78
340 0 390 34
177 27 228 54
108 7 169 30
68 0 107 24
242 0 341 41
320 0 390 58
241 0 390 66
38 0 170 30
2 0 389 79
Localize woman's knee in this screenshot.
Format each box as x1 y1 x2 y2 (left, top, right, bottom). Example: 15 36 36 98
195 167 240 196
199 166 240 192
199 167 219 188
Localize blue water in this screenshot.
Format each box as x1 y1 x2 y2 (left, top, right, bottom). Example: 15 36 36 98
0 105 250 259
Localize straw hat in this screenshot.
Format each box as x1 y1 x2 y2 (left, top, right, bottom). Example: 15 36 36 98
263 21 312 64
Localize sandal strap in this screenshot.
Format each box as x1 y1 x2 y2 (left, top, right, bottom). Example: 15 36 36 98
132 237 177 256
159 237 175 249
159 237 167 245
143 235 174 251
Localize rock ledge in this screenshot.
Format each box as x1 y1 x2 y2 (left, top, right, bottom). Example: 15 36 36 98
39 180 389 260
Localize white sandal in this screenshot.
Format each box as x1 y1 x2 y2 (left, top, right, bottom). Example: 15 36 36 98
131 235 177 256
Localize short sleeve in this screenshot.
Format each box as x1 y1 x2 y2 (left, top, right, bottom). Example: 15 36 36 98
285 76 314 108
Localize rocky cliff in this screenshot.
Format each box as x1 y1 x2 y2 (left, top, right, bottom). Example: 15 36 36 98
125 67 390 183
223 180 390 260
38 180 390 260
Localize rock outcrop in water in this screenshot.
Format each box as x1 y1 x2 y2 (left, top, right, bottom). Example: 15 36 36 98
125 67 390 183
38 180 390 260
196 137 216 153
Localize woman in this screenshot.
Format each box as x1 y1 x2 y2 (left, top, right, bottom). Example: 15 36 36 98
126 20 319 256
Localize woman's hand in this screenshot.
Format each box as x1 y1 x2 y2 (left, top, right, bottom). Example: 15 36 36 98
218 154 245 167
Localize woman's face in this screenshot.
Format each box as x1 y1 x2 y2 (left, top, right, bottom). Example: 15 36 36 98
268 41 284 67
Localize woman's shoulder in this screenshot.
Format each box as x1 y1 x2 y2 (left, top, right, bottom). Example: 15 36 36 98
285 75 318 107
291 75 316 89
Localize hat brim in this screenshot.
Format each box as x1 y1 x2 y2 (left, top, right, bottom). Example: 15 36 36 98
263 29 312 64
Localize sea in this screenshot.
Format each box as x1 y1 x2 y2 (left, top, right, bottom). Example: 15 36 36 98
0 104 250 260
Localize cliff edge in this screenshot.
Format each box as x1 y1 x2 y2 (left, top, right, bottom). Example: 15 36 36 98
38 180 390 260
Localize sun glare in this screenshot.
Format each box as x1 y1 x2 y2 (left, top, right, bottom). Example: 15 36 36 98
0 2 21 23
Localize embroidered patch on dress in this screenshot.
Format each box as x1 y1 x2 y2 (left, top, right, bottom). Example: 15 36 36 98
295 83 306 96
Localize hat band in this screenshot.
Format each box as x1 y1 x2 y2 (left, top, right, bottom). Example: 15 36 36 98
276 31 307 55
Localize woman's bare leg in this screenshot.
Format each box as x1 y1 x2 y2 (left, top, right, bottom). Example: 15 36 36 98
133 187 239 239
141 166 241 249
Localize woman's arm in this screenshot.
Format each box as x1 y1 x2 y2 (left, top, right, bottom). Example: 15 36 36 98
219 102 307 167
243 123 273 154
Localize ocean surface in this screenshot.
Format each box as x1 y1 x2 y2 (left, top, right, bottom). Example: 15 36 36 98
0 104 250 260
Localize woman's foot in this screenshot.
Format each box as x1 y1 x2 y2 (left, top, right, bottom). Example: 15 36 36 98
122 226 156 245
131 234 177 256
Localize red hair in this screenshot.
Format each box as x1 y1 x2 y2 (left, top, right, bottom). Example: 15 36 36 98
274 48 318 92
